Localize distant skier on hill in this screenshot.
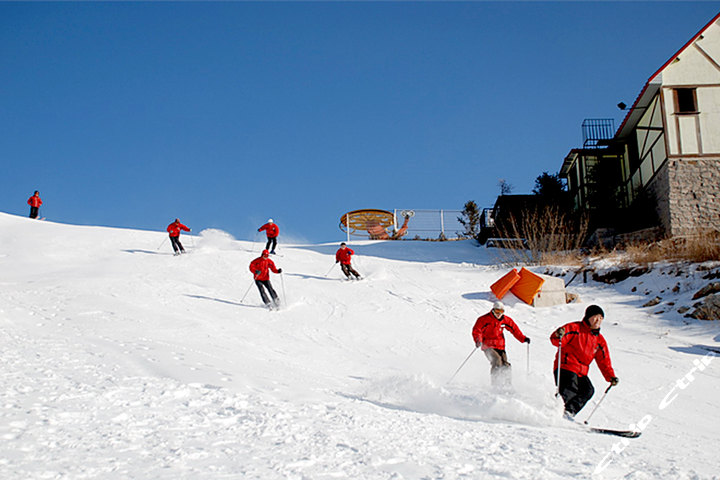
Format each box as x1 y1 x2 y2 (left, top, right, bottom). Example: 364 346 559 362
550 304 619 419
335 242 361 280
27 191 42 219
167 219 191 255
472 301 530 388
258 219 279 254
249 249 283 309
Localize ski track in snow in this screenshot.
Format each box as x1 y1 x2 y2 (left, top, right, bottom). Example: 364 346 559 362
0 213 719 479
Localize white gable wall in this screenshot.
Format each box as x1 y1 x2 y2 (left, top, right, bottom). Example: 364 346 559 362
699 87 720 152
661 20 720 85
661 19 720 156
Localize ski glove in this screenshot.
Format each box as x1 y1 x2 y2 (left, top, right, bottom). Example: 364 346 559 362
277 268 282 273
524 337 531 344
475 341 482 348
555 327 566 339
255 270 261 276
610 377 620 386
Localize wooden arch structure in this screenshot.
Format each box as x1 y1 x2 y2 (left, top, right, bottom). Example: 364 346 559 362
339 209 414 239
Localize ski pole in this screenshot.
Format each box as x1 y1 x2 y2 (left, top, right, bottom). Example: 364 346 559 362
446 346 479 385
280 272 287 305
584 385 613 425
555 338 563 397
157 237 168 251
526 342 530 376
240 281 254 304
325 263 337 277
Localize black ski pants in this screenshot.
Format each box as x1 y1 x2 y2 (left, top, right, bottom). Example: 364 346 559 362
29 207 39 219
255 279 279 305
555 368 595 415
484 348 512 387
340 263 361 279
265 237 277 253
170 235 185 253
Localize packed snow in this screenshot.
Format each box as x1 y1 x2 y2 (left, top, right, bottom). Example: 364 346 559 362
0 212 718 479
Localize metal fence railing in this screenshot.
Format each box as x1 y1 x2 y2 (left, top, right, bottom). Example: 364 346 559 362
339 209 469 241
392 209 466 240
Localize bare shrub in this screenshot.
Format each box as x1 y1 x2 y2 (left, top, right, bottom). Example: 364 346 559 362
494 205 589 265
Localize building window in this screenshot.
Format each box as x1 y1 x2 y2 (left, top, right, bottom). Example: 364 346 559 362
675 88 698 114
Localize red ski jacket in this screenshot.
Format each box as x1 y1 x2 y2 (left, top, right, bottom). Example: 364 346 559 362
472 311 527 351
259 223 279 238
335 247 355 265
550 321 615 381
167 221 190 237
249 256 279 281
27 195 43 208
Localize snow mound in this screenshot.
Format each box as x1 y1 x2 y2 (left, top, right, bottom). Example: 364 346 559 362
357 374 562 426
197 228 241 251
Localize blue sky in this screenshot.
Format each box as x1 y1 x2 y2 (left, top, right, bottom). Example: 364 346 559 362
2 2 718 243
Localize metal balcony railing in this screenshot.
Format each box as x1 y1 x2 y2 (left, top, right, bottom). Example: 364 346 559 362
582 119 615 148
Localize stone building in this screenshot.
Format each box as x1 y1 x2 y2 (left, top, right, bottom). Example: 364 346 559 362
561 11 720 241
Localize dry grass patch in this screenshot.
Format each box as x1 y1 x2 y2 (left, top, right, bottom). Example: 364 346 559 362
623 231 720 265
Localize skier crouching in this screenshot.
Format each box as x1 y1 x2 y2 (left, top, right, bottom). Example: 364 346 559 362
249 249 282 309
472 301 530 388
335 242 361 280
551 304 619 419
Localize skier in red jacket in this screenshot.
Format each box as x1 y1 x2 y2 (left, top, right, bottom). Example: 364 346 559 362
249 249 283 309
166 219 190 255
27 191 42 219
335 242 361 280
472 301 530 387
550 304 619 418
258 219 279 254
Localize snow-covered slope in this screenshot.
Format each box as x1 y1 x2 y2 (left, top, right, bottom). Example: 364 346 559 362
0 212 718 479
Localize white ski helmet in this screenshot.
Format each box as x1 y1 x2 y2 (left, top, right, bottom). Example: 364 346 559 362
268 219 274 223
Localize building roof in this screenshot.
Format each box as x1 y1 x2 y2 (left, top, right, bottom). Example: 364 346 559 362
616 11 720 138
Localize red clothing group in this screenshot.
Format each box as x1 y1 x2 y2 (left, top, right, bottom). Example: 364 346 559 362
550 321 615 381
249 253 280 281
167 221 190 237
27 195 42 208
472 312 527 351
259 223 279 238
335 247 355 265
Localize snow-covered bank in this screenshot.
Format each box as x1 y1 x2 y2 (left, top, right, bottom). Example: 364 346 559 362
0 212 718 479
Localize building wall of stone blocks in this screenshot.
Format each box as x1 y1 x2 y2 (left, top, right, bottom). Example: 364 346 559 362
646 161 671 237
665 158 720 236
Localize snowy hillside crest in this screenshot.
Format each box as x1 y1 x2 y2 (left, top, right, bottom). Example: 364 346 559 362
0 212 718 479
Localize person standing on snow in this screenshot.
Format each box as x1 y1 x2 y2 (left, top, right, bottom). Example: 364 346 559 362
167 218 191 255
335 242 361 280
27 191 42 219
258 219 279 254
472 301 530 387
550 304 619 419
249 249 282 309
